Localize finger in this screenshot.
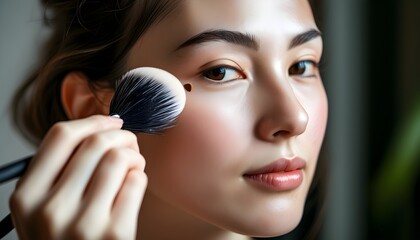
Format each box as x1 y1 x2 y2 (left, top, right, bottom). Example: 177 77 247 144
108 170 147 239
67 148 144 238
82 147 145 213
48 130 139 209
17 115 123 200
8 211 28 240
20 129 139 238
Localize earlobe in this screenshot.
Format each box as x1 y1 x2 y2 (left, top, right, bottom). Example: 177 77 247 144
61 72 113 119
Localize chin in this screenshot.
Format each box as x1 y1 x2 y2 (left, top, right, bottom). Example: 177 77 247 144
221 204 305 238
248 214 302 238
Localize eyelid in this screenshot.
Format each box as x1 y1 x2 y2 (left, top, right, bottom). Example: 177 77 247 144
199 59 247 83
289 59 320 78
198 58 244 73
204 64 244 77
205 64 241 72
201 65 246 83
301 59 319 69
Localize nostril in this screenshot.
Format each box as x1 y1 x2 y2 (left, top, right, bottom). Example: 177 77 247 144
273 130 288 138
273 131 281 137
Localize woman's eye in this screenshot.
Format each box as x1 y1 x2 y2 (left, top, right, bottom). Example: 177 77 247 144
202 66 245 82
289 60 319 77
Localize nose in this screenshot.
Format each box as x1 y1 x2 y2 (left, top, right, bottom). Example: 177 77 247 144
255 77 309 142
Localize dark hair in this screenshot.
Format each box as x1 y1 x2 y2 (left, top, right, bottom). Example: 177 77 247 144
12 0 179 144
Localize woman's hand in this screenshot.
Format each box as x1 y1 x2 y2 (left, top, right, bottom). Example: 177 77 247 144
9 115 147 239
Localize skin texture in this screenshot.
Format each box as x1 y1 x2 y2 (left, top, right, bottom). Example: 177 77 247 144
10 116 147 239
9 0 327 239
128 0 327 239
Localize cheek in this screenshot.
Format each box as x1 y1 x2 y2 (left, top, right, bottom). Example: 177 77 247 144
177 94 251 170
298 84 328 178
137 92 251 201
307 88 328 147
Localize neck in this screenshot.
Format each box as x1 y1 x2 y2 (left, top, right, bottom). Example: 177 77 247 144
137 190 251 240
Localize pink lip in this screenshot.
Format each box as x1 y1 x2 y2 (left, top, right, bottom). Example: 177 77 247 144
243 157 306 191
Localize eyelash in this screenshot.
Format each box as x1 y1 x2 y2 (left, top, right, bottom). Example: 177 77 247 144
201 60 319 84
201 65 245 83
289 60 319 78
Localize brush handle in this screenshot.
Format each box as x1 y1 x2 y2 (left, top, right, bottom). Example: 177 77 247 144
0 214 13 238
0 156 31 238
0 156 31 184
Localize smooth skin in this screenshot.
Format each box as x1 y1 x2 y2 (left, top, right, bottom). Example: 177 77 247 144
9 0 327 239
129 0 326 239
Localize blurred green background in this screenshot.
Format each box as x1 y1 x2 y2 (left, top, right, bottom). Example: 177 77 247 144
316 0 420 239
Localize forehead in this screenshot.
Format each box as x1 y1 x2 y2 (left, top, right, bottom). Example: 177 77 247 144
127 0 318 67
164 0 316 35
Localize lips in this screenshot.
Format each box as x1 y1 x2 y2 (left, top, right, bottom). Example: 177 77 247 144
243 157 306 191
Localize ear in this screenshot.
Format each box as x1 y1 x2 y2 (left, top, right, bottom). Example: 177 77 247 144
61 72 114 119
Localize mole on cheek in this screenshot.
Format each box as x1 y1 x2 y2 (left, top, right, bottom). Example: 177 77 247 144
183 83 192 92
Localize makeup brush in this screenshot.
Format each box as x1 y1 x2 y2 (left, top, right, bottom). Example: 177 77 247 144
110 67 186 134
0 67 186 183
0 67 186 184
0 67 186 238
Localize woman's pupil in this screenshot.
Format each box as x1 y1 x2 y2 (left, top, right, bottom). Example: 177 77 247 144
294 62 306 74
209 67 226 80
296 62 306 74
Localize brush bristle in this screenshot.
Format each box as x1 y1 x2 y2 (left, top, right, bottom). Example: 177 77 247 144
109 67 186 134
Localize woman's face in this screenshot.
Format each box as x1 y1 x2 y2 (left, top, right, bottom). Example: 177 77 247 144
127 0 327 237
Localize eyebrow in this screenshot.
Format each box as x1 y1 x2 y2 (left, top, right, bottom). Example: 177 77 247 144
175 28 322 51
175 29 259 51
288 29 322 49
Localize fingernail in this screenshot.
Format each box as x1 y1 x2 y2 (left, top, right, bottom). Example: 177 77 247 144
108 115 124 124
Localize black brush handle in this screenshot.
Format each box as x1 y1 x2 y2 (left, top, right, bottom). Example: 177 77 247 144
0 214 13 239
0 156 31 238
0 156 31 184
